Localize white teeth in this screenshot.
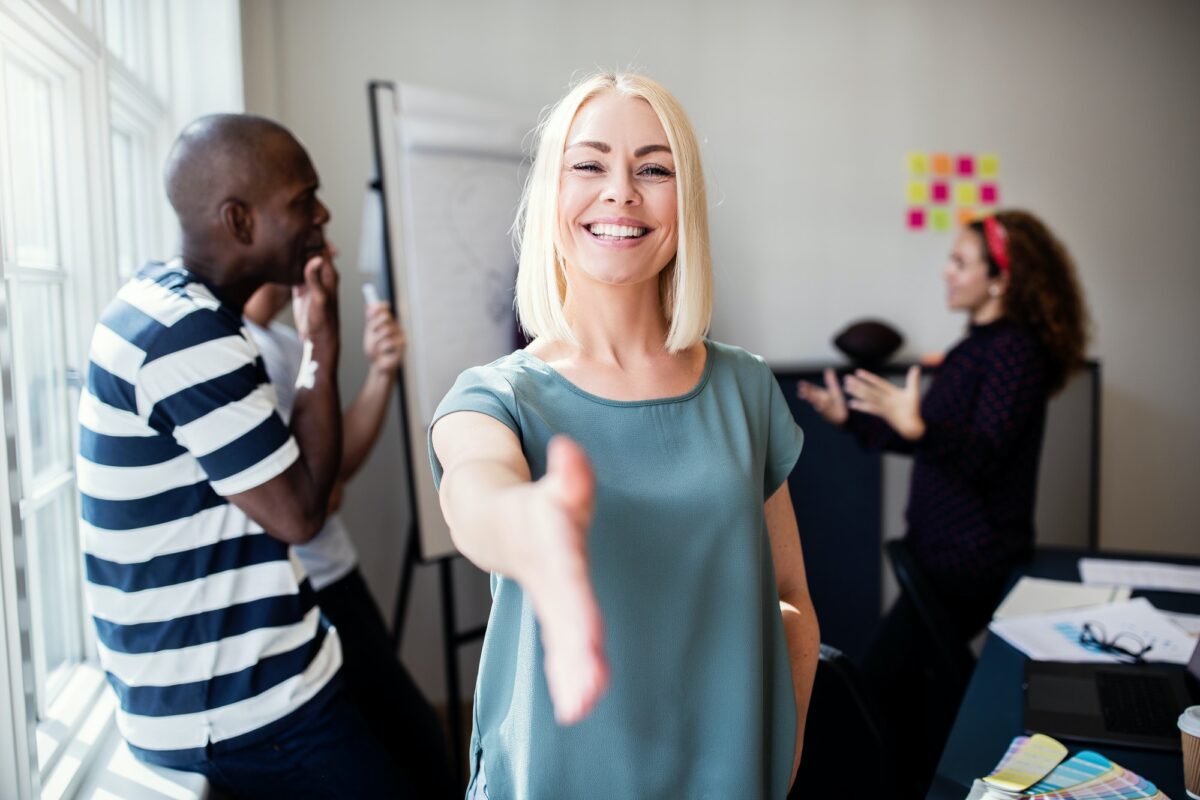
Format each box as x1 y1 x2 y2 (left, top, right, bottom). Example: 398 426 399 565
588 223 647 239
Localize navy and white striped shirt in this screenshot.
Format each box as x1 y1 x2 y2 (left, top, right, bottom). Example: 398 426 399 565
78 261 342 767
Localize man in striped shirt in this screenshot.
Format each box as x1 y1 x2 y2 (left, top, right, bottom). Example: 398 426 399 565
78 115 416 797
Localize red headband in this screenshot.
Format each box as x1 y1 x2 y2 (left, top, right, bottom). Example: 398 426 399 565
983 216 1011 274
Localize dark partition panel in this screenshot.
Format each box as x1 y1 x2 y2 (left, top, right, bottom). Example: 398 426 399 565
774 371 882 663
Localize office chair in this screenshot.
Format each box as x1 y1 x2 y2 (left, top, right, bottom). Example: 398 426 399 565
885 539 975 694
789 644 897 797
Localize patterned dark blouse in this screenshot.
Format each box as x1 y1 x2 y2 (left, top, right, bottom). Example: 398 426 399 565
846 319 1050 613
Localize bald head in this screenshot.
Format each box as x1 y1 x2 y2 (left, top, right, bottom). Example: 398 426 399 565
163 114 330 299
164 114 312 234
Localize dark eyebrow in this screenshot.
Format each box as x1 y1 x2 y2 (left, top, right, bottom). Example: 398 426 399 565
291 181 319 203
565 141 673 158
634 144 672 158
567 140 610 153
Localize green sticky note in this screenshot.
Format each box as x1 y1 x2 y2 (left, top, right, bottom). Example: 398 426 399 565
931 208 952 232
906 180 929 204
906 152 929 175
979 153 1000 178
955 182 978 206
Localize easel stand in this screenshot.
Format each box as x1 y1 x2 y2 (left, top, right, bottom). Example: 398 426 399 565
367 79 486 788
389 521 485 786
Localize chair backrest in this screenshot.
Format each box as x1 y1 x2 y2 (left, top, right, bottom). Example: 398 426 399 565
885 539 974 691
790 644 897 797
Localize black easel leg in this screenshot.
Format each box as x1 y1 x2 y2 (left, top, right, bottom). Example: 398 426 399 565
391 519 420 649
440 558 465 786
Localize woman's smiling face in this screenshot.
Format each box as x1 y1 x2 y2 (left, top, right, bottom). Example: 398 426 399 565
556 91 679 289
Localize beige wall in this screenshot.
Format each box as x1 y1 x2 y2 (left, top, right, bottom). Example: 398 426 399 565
241 0 1200 702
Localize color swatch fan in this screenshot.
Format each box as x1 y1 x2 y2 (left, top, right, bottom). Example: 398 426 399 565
964 735 1170 800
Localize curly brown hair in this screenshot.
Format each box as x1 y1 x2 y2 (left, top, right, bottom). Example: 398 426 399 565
969 209 1091 394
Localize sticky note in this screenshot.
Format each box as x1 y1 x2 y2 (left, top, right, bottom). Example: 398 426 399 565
931 208 951 232
955 182 978 206
957 207 977 225
931 181 950 204
980 183 999 205
906 181 929 204
979 153 1000 177
931 153 953 176
906 152 929 175
907 208 926 230
957 155 975 177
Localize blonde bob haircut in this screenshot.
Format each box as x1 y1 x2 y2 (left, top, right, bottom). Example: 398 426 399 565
514 72 713 354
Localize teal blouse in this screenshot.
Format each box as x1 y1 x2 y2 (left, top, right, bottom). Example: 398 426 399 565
429 339 805 800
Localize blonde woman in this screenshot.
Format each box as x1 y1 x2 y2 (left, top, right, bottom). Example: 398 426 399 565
430 73 819 799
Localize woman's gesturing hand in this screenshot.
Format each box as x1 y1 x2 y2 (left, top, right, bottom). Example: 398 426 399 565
797 368 849 426
523 436 610 726
843 365 927 441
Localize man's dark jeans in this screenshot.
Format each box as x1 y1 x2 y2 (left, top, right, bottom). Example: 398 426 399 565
190 692 418 799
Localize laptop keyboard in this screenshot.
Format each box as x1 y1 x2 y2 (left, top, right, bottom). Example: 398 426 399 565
1096 672 1177 737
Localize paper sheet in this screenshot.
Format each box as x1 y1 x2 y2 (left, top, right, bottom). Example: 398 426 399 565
1167 611 1200 637
988 597 1196 664
1080 557 1200 594
992 578 1131 621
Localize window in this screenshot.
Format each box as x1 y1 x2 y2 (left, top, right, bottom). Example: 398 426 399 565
0 1 243 797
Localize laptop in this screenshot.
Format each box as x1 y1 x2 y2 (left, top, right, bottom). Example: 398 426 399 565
1023 638 1200 751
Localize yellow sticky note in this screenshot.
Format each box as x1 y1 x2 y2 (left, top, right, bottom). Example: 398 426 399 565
906 152 929 175
931 208 951 232
979 153 1000 178
955 182 978 206
906 181 929 204
983 734 1068 792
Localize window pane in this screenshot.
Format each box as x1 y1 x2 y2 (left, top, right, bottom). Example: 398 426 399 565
28 487 83 691
104 0 127 63
3 54 62 269
110 129 137 277
10 280 71 489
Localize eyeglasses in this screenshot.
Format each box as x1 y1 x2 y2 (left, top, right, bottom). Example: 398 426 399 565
1079 621 1153 664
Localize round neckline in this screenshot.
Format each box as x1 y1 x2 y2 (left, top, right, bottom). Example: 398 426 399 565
515 339 715 407
969 317 1014 335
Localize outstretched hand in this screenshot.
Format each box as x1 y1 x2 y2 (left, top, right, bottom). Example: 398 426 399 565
843 365 926 441
524 435 610 726
797 367 849 426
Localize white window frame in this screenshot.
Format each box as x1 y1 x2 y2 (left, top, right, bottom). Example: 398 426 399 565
0 1 243 797
0 3 113 796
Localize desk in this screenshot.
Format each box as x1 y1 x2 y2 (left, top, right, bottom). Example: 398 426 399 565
928 548 1200 799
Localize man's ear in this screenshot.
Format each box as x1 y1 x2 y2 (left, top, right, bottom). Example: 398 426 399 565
219 199 254 245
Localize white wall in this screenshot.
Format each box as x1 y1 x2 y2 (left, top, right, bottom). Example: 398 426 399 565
241 0 1200 702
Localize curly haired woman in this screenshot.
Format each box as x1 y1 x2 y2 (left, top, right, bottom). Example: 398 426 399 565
799 209 1090 793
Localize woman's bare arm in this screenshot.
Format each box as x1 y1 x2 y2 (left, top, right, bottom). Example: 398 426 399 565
765 483 820 789
431 411 609 724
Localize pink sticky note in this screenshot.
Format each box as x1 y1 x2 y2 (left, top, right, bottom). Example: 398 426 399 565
957 155 975 177
980 183 999 205
907 208 926 230
932 181 950 203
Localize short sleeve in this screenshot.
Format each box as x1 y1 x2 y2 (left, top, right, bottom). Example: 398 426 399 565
428 365 521 490
763 368 804 499
139 318 298 496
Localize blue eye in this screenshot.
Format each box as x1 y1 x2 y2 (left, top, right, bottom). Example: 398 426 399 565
639 164 674 178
